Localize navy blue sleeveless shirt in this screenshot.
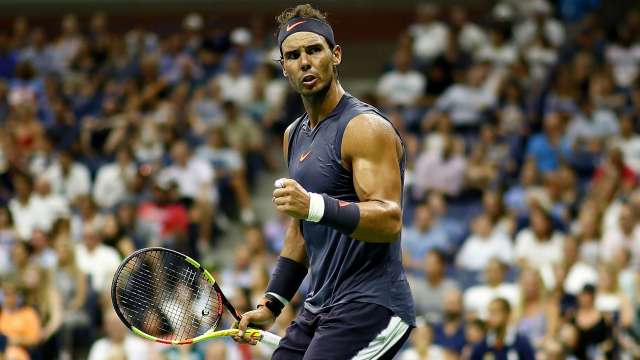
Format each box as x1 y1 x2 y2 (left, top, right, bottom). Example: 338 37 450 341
287 93 415 326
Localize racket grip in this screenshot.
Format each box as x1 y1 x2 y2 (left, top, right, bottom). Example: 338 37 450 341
258 330 281 349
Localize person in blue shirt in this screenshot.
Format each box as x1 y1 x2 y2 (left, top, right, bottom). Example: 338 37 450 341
401 202 450 274
471 298 536 360
526 112 570 174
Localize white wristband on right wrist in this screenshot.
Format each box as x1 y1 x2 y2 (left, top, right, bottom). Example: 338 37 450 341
306 192 325 222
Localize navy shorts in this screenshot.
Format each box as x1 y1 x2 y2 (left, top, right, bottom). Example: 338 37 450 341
272 302 412 360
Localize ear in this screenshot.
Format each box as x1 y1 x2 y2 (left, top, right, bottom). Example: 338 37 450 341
331 45 342 66
279 59 288 78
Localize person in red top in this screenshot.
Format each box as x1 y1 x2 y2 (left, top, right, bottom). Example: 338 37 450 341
592 147 637 192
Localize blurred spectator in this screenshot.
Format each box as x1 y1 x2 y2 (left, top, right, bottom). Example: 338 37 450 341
75 224 120 295
595 264 634 328
516 267 560 349
456 214 514 272
449 6 487 54
609 115 640 173
409 4 449 63
570 284 614 358
398 319 447 360
413 135 466 197
464 259 520 319
408 250 459 323
0 206 17 276
514 1 565 48
600 203 640 266
376 49 425 108
514 205 565 269
93 146 137 210
401 204 451 272
214 55 254 107
43 149 92 205
470 297 536 359
432 288 467 355
525 112 569 174
0 281 42 360
475 24 517 69
605 25 640 88
31 176 70 233
87 310 152 360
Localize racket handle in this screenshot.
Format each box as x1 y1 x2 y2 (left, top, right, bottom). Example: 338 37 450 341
258 330 281 349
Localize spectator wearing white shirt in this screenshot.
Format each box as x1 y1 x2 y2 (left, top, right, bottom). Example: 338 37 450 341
93 146 137 210
609 115 640 174
475 24 517 69
158 140 216 204
75 224 120 295
31 176 69 233
399 319 447 360
601 203 640 266
449 6 487 54
44 149 91 205
457 214 514 272
513 2 565 49
88 310 153 360
376 49 426 108
605 26 640 88
515 205 565 269
8 172 46 240
214 55 254 107
434 63 497 129
464 258 520 320
565 99 619 147
409 4 449 63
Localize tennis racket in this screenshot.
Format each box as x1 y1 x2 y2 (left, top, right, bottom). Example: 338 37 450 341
110 247 281 348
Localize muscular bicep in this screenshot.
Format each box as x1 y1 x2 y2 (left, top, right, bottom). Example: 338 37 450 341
280 218 307 266
343 114 403 206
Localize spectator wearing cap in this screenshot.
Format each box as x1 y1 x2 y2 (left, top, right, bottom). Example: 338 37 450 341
464 258 520 320
470 298 536 360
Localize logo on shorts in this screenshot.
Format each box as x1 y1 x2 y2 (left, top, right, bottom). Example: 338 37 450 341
287 20 306 32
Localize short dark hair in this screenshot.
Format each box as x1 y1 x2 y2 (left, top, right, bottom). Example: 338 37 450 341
276 4 328 28
491 297 511 314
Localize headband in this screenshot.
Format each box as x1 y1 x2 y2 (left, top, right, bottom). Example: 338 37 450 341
277 17 335 56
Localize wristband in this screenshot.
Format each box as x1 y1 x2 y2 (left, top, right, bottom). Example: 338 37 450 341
319 194 360 235
258 294 284 317
265 256 307 314
306 192 325 222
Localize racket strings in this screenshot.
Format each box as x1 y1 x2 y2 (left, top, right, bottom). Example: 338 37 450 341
115 249 223 341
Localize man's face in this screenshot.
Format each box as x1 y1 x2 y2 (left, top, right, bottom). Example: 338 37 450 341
280 32 340 97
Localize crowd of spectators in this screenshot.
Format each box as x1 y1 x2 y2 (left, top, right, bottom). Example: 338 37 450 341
0 0 638 359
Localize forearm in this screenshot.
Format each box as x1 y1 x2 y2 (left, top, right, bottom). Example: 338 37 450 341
350 200 402 243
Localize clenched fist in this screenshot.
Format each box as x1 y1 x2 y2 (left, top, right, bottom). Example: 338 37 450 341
272 178 310 219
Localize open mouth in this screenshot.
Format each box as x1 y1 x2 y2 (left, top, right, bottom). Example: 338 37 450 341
302 74 318 87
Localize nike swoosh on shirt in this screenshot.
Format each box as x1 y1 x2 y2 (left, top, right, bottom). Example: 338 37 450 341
299 150 312 162
287 20 306 32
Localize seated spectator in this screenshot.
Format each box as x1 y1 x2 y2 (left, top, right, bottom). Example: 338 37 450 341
214 55 254 107
87 310 153 360
31 176 70 235
0 281 42 360
70 195 107 243
605 25 640 88
408 250 459 323
565 98 619 148
43 149 91 205
92 146 137 210
376 49 425 108
402 204 451 272
595 264 634 329
515 205 565 269
75 224 120 296
399 318 447 360
8 172 44 240
0 206 18 277
23 266 63 358
456 214 514 272
525 112 569 174
136 179 189 249
513 1 565 48
432 63 497 131
408 4 449 63
100 213 135 257
464 258 520 319
449 5 487 54
475 24 517 69
609 115 640 174
570 284 614 359
28 228 57 270
516 267 560 349
504 159 543 219
470 298 536 359
432 288 467 355
413 135 466 197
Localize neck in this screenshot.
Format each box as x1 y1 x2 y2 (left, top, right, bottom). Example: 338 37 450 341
302 79 344 128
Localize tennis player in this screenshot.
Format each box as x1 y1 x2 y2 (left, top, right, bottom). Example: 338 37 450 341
235 4 415 359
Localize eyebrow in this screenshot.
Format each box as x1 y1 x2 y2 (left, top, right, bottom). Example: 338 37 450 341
283 42 324 57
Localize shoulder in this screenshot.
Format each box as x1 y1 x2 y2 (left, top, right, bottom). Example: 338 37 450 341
343 113 399 154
